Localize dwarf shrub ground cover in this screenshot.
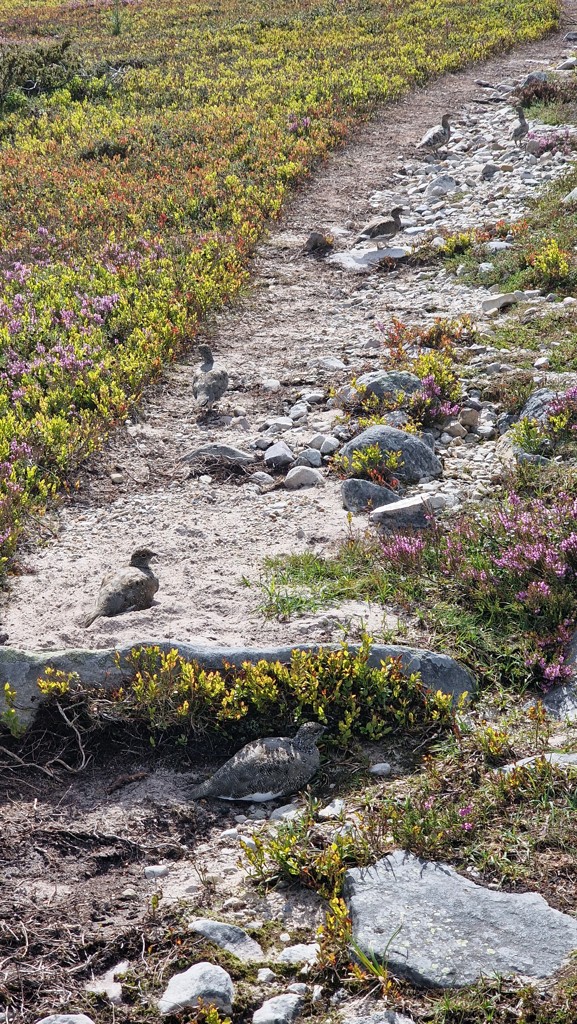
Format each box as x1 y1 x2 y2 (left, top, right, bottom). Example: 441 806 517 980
0 0 560 570
39 641 454 748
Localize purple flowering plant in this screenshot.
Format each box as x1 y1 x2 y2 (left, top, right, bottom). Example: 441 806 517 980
379 489 577 689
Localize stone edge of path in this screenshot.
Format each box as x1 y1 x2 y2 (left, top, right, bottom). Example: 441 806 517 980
1 641 476 724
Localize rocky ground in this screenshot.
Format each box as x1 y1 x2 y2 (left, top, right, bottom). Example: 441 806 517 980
3 6 577 1024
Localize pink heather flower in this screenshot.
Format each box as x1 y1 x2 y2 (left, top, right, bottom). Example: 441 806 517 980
462 822 473 832
458 804 473 817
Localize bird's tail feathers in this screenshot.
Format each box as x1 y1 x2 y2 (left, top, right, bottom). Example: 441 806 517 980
83 611 100 628
190 779 211 800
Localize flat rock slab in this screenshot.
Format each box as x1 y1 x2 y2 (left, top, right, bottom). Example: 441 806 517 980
188 918 265 962
342 1013 414 1024
36 1017 95 1024
2 641 475 724
501 752 577 772
369 495 433 531
344 850 577 988
179 443 255 465
327 248 410 272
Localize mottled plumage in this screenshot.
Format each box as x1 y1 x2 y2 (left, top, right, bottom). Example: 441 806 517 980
512 106 529 146
189 722 325 801
354 206 404 248
417 113 451 155
193 344 229 412
83 547 159 627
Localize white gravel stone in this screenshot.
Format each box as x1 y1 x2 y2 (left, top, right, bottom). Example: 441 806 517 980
318 798 345 820
253 994 304 1024
37 1017 95 1024
158 962 234 1015
144 864 169 879
257 968 278 984
277 943 319 966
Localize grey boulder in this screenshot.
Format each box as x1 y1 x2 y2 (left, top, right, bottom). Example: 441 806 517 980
542 628 577 721
339 426 442 484
294 449 323 468
253 993 304 1024
157 962 234 1015
543 683 577 722
519 388 556 423
188 919 264 962
341 478 398 513
344 850 577 988
355 371 422 401
264 441 295 470
425 174 458 196
284 466 324 490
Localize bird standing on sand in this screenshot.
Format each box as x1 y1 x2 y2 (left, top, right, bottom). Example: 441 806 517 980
417 113 451 156
193 344 228 413
189 722 326 801
354 206 404 249
512 106 529 146
83 547 159 627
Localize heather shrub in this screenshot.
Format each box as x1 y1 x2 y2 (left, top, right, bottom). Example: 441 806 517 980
381 491 577 687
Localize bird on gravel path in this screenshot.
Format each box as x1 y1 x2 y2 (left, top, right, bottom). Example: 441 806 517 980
354 206 404 248
193 344 228 413
417 113 451 156
512 106 529 146
189 722 326 801
83 546 159 627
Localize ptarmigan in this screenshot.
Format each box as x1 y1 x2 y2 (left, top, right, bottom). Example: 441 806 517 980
417 114 451 156
83 547 159 627
193 344 228 412
189 722 325 801
354 206 404 248
512 106 529 146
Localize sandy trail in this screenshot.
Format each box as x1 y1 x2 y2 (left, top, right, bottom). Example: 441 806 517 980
3 3 577 652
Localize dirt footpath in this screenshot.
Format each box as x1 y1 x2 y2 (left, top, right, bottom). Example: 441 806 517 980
2 3 577 654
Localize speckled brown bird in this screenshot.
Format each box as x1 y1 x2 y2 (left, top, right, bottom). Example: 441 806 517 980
354 206 404 248
189 722 325 801
512 106 529 146
193 344 229 412
83 547 159 627
417 113 451 155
